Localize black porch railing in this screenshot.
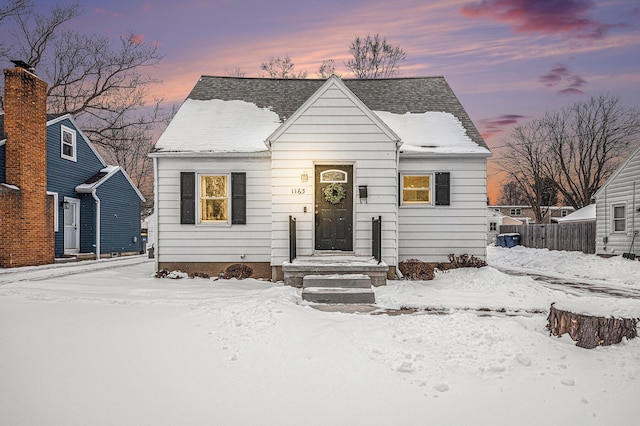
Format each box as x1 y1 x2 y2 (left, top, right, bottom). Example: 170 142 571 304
289 216 297 263
372 216 382 264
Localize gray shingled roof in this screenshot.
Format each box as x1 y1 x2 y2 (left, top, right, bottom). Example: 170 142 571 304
188 76 487 149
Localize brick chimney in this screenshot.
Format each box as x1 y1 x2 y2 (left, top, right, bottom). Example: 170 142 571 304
0 64 54 267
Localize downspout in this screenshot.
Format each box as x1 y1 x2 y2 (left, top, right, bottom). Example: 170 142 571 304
153 156 159 271
395 142 401 278
91 189 101 260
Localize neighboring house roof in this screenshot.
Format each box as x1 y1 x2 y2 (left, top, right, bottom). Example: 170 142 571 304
594 144 640 198
76 165 145 201
153 75 489 156
557 204 596 223
0 112 107 166
487 208 524 225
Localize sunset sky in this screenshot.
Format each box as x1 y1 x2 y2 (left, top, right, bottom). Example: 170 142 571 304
30 0 640 202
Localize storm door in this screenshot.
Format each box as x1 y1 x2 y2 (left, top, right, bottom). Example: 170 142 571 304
63 198 80 253
315 165 353 251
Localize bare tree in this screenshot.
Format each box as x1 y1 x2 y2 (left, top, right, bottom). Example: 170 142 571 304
542 95 640 209
498 180 528 205
260 55 307 79
0 0 28 22
498 95 640 214
498 120 555 223
345 33 406 79
317 59 337 78
225 66 245 77
1 2 166 211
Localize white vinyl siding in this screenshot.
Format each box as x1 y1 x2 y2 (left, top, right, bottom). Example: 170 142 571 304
595 145 640 256
155 156 272 263
398 157 488 262
270 83 399 266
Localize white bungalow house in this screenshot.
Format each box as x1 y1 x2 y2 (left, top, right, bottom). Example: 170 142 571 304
150 75 491 282
595 144 640 257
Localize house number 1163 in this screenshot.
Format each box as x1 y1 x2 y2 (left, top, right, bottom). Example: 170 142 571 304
291 188 306 195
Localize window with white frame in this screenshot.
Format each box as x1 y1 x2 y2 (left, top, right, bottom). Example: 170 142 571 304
199 174 229 223
612 204 626 232
489 222 497 231
61 125 76 161
561 210 568 217
510 208 522 216
401 174 432 205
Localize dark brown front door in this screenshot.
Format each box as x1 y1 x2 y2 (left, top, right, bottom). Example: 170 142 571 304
315 165 353 251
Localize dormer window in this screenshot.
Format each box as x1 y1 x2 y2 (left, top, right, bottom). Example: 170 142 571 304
61 125 76 161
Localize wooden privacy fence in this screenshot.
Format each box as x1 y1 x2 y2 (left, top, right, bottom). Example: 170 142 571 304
500 222 596 254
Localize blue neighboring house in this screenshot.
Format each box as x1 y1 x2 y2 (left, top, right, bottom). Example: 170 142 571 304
0 112 145 258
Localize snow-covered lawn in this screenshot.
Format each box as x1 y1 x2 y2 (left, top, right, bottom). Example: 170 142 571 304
1 246 639 425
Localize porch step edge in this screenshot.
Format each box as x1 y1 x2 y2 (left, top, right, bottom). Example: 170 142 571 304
302 287 376 304
303 274 372 289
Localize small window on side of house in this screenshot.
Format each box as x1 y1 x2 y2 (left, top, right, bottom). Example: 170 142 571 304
510 208 521 216
401 174 432 205
61 125 76 161
489 222 497 231
612 204 625 232
199 174 229 224
561 210 568 217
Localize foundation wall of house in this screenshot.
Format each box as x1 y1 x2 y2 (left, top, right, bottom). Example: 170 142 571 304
157 262 272 280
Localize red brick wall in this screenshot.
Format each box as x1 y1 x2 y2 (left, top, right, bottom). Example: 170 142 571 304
0 66 54 267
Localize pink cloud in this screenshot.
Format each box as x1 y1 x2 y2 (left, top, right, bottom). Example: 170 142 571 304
460 0 616 39
129 34 145 45
479 114 527 138
538 63 586 95
559 87 584 95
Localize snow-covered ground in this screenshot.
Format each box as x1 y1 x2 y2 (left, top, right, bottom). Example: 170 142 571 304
1 246 639 425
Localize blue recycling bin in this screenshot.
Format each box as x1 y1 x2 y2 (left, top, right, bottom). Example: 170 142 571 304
497 233 520 248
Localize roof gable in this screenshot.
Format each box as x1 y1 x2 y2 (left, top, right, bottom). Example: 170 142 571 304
594 144 640 198
47 114 106 167
76 165 145 201
266 75 400 145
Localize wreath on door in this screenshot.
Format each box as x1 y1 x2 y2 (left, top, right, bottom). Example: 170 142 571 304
323 183 346 204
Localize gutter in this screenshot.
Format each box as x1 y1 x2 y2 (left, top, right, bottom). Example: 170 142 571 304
91 189 101 260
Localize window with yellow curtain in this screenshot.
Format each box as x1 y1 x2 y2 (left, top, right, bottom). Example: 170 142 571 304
402 175 432 205
200 175 228 222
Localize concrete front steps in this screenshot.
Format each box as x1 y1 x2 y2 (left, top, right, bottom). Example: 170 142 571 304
283 255 388 288
302 274 375 304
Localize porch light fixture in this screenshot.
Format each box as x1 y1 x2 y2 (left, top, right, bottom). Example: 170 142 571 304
300 171 309 183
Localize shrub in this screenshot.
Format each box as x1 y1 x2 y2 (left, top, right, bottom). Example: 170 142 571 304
398 259 434 280
221 264 253 280
446 253 487 269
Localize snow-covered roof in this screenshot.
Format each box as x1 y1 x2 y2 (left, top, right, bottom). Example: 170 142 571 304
154 99 280 153
151 75 490 156
374 110 487 154
76 165 145 201
557 204 596 223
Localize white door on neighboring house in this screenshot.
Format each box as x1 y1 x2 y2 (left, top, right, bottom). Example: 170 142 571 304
64 198 80 253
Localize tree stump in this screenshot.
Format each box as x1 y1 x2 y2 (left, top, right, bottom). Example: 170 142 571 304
547 303 638 349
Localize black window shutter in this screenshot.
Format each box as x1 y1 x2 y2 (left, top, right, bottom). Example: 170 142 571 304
180 172 196 224
435 172 450 206
398 173 402 206
232 172 246 224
